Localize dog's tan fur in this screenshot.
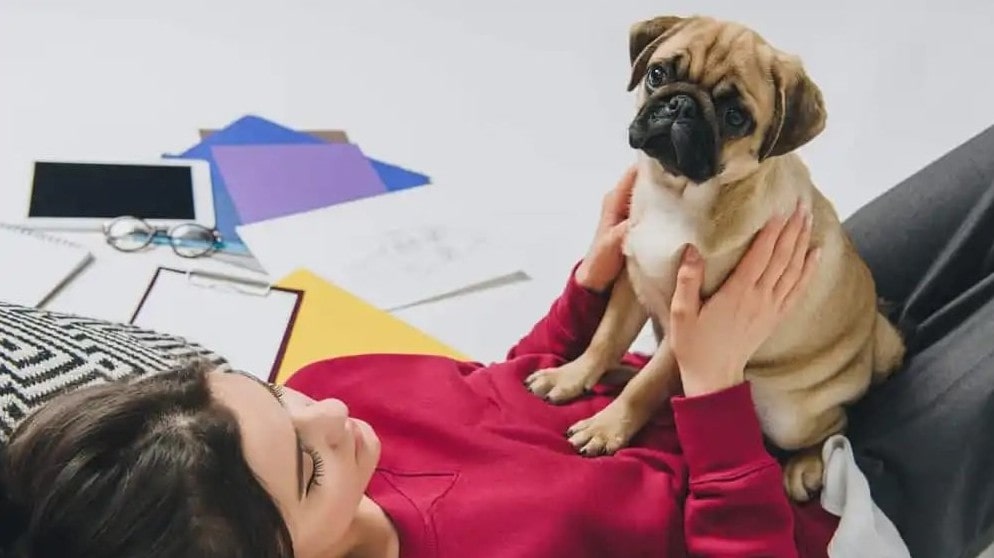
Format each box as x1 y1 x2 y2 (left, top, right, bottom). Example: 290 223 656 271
525 15 905 501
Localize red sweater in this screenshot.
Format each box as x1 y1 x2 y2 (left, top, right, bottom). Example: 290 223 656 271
286 266 840 558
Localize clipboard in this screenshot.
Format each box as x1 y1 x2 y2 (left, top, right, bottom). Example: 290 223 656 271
130 267 303 382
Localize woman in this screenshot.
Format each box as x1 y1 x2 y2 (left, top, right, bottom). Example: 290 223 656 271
0 168 834 558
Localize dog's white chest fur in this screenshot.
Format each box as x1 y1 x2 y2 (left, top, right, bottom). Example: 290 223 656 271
623 166 718 319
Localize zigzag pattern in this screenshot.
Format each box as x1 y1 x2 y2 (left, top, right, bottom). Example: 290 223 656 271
0 302 226 442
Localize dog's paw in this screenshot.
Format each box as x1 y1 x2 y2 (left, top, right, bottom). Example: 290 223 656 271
524 360 603 404
783 448 825 502
565 400 646 457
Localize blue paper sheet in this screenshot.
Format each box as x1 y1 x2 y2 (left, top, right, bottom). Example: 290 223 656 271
167 115 430 250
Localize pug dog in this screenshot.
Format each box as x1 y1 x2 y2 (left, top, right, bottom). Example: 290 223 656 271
525 15 905 501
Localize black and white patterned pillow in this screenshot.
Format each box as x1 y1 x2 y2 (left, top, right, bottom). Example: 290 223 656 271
0 302 227 443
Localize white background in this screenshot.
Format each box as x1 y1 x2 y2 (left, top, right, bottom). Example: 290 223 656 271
1 0 993 363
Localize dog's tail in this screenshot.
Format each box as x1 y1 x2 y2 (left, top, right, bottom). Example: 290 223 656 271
871 311 906 383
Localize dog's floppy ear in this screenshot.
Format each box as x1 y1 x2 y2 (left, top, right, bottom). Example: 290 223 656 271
627 16 685 92
760 56 827 159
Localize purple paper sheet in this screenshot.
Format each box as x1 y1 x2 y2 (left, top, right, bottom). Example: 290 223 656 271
211 143 388 225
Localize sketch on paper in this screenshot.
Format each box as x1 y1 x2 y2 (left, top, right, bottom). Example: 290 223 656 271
342 225 490 280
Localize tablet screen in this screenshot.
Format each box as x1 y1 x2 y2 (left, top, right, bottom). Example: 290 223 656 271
28 162 197 220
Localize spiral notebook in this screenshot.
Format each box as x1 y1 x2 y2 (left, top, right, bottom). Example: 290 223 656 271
0 224 93 308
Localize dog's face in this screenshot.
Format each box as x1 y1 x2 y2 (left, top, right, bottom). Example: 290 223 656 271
626 16 827 184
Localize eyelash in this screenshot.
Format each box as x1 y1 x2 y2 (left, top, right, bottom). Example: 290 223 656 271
304 446 325 492
266 383 325 492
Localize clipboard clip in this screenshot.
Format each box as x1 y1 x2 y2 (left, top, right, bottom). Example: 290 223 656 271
185 269 273 297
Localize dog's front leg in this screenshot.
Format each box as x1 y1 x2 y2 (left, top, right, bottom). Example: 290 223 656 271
525 269 648 404
566 340 680 456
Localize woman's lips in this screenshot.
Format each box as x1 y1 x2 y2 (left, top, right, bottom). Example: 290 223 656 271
349 418 364 460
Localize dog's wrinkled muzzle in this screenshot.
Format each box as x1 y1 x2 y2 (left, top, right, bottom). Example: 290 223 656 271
628 84 720 183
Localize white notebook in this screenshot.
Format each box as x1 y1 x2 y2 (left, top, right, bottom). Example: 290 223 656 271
0 224 93 308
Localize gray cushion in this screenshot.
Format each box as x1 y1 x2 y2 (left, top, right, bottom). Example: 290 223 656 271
0 302 226 443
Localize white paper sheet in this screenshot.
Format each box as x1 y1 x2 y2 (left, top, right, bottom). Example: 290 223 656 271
130 268 300 381
237 185 524 310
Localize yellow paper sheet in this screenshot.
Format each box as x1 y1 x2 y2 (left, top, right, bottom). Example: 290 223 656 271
272 269 470 384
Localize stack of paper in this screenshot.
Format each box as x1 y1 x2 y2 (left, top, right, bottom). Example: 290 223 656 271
165 114 526 322
166 115 431 252
150 113 539 368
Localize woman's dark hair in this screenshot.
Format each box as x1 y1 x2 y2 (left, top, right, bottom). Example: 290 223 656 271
0 361 293 558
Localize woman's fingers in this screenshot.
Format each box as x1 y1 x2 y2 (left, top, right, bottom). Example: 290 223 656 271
607 219 630 247
779 248 821 314
725 212 790 291
616 165 638 197
772 210 814 302
604 166 638 220
670 245 704 323
768 204 813 297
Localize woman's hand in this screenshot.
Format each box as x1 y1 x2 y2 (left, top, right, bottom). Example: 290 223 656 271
668 202 820 398
575 166 637 293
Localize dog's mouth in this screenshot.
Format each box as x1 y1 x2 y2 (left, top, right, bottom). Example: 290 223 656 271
629 86 720 184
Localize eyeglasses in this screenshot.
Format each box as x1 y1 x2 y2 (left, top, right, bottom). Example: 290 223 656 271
103 216 223 258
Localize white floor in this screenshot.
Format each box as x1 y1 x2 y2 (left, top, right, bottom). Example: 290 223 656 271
3 0 994 228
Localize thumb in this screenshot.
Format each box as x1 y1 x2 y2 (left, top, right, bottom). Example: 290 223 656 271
605 219 629 248
671 245 704 322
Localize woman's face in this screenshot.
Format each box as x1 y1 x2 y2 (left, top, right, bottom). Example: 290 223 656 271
209 371 380 558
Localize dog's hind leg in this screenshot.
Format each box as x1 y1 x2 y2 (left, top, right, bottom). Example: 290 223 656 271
871 311 906 383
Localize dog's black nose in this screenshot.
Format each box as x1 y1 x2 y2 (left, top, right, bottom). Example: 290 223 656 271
661 94 697 121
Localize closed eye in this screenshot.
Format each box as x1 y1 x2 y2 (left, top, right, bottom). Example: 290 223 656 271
270 383 324 495
303 445 325 493
262 381 311 500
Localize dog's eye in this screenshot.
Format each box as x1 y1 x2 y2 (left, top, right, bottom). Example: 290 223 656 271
724 107 748 129
646 65 669 89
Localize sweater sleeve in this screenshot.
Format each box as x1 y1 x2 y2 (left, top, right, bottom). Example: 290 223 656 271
672 383 837 558
504 261 610 361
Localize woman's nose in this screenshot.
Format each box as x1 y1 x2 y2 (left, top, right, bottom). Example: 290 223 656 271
316 398 349 418
292 398 350 437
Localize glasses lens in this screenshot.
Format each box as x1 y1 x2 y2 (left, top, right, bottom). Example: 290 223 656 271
170 224 216 257
105 218 153 251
